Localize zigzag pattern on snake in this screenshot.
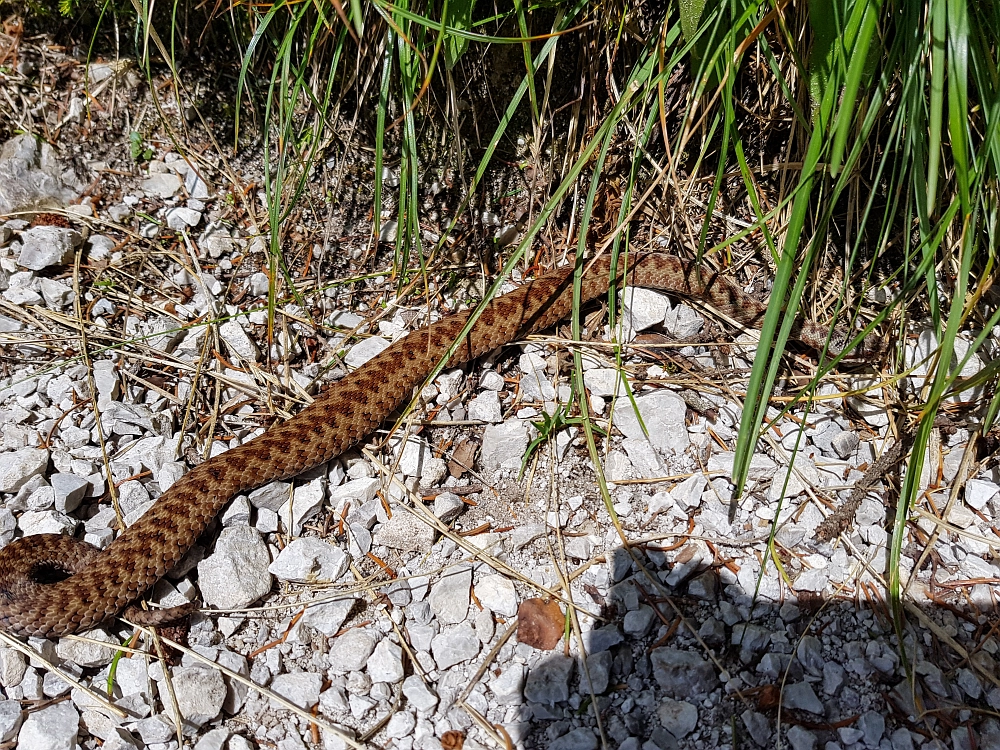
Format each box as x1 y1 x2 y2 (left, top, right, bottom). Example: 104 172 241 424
0 253 853 637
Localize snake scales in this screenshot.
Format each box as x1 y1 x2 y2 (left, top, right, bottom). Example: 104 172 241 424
0 253 852 637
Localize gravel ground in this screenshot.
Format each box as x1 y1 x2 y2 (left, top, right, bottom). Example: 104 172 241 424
1 38 1000 750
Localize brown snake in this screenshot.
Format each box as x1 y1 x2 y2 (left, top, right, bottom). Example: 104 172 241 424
0 253 854 637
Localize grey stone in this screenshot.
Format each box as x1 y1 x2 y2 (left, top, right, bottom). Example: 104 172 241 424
846 375 889 427
476 574 517 617
584 650 612 694
0 447 49 493
319 685 349 716
130 716 174 744
17 226 80 271
385 579 411 607
796 635 824 676
782 682 825 714
663 303 704 339
268 537 348 583
270 672 322 709
328 630 376 674
830 430 859 459
87 234 116 259
583 368 625 398
433 492 464 524
822 661 846 695
17 701 77 750
956 667 982 699
786 725 817 750
407 623 435 653
165 206 201 230
671 473 707 509
623 606 656 637
480 371 504 391
18 510 76 537
3 272 42 305
55 628 116 667
141 172 182 198
524 654 574 705
215 648 249 715
480 419 529 472
0 314 22 333
857 710 885 747
475 608 494 643
301 597 355 637
385 711 416 739
468 391 502 423
613 390 689 454
698 617 726 648
431 623 480 670
510 524 545 551
889 728 914 750
368 639 404 683
489 664 525 705
277 475 325 536
757 653 789 681
49 473 89 513
732 623 771 663
196 526 271 609
395 436 433 477
421 457 448 487
951 727 975 750
706 450 776 480
550 728 598 750
584 624 624 653
185 168 212 199
157 666 225 727
109 654 146 698
0 135 82 215
657 698 698 739
219 320 259 362
401 675 438 713
329 477 380 509
0 700 21 742
0 649 25 688
344 337 390 368
916 660 950 696
741 709 771 746
518 352 555 401
194 728 230 750
688 570 718 600
966 478 999 510
651 648 716 698
39 277 73 309
621 287 669 333
427 564 471 624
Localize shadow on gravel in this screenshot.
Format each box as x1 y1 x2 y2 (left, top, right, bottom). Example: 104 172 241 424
485 542 1000 750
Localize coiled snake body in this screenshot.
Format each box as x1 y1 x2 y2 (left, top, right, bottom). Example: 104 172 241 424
0 254 849 637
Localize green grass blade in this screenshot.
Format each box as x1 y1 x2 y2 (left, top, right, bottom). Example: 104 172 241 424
927 0 946 212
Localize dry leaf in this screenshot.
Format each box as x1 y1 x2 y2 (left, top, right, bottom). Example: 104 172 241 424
448 438 477 478
517 598 564 650
440 730 465 750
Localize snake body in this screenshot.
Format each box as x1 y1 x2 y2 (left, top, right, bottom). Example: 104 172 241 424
0 254 848 637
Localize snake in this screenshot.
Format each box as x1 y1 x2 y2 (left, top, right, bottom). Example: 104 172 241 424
0 253 857 637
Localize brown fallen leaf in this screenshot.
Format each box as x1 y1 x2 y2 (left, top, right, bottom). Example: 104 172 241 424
440 729 465 749
448 438 477 478
517 598 564 650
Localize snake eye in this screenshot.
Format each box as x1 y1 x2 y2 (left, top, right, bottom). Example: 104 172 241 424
29 562 74 585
